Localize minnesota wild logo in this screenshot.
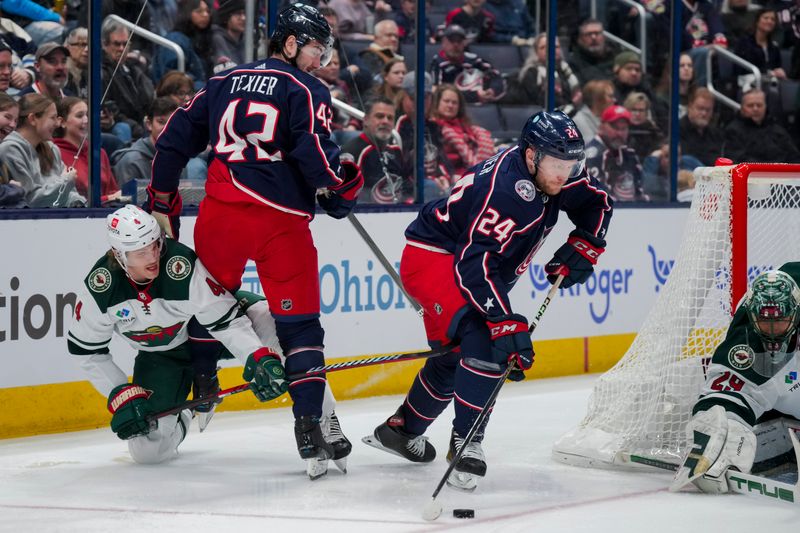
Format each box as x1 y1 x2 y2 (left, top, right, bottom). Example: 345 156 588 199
88 267 112 293
166 256 191 281
123 321 185 347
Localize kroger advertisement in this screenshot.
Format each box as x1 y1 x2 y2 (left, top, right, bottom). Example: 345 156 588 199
0 208 688 388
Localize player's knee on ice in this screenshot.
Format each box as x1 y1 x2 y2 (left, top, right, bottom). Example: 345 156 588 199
128 410 191 464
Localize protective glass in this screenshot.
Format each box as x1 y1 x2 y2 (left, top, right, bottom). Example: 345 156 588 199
539 153 586 180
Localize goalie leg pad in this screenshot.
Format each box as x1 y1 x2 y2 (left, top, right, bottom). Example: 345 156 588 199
671 405 757 493
128 410 191 464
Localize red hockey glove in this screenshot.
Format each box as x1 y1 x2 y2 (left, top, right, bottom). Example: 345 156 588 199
486 314 534 370
318 160 364 219
144 185 182 239
545 229 606 289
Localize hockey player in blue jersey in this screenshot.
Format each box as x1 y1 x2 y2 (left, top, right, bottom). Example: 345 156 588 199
145 3 363 479
363 110 614 491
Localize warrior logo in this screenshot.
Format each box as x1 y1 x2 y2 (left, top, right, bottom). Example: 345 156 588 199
88 267 112 293
728 344 754 370
123 321 185 347
166 256 191 281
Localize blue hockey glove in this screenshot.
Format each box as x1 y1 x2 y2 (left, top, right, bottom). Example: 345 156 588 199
107 384 153 440
545 229 605 289
317 159 364 219
243 348 288 402
144 185 182 239
486 314 534 370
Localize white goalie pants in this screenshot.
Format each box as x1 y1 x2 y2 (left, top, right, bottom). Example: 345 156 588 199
128 410 192 464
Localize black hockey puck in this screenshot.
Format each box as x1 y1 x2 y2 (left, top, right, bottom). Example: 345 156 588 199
453 509 475 519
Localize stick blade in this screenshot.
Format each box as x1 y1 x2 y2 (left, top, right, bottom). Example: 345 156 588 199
421 498 443 521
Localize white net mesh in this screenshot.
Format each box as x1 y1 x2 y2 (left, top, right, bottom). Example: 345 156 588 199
553 164 800 468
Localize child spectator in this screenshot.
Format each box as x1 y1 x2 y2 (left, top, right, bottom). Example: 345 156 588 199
0 93 85 207
53 96 121 205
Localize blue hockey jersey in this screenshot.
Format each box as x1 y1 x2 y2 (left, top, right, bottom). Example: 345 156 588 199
406 146 613 318
150 57 344 217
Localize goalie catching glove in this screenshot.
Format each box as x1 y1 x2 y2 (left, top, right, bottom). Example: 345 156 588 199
144 186 182 239
107 384 154 440
670 404 757 493
243 347 289 402
317 158 364 219
487 314 534 370
545 229 605 289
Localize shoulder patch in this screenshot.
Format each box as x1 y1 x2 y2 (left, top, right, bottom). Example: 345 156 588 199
728 344 755 370
166 256 192 281
88 267 112 293
514 179 536 202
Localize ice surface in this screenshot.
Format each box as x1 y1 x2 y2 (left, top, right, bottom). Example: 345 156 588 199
0 375 794 532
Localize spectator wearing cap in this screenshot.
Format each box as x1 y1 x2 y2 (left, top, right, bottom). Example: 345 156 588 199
444 0 496 43
568 19 617 86
679 87 724 167
612 51 648 103
64 27 88 98
211 0 246 73
0 39 13 93
585 104 648 202
100 17 155 142
18 42 68 100
724 88 800 163
358 19 404 81
429 24 504 103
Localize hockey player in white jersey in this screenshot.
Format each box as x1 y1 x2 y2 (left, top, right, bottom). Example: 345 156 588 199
672 263 800 493
67 206 350 474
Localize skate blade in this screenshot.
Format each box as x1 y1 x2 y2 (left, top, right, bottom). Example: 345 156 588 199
333 457 348 474
306 458 329 480
195 409 216 433
361 433 408 461
446 470 478 492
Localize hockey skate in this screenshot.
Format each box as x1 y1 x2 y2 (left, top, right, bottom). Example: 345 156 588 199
446 429 486 492
361 408 436 463
192 369 222 432
295 415 335 480
321 411 352 473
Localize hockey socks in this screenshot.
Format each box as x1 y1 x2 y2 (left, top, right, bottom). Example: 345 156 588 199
400 352 458 436
285 348 326 418
452 358 502 439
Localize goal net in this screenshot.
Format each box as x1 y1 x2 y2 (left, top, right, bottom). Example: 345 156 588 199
552 163 800 469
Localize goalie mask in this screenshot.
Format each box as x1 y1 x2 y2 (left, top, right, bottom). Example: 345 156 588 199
107 205 165 276
744 270 800 376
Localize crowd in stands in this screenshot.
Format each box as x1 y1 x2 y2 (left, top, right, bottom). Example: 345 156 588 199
2 0 800 209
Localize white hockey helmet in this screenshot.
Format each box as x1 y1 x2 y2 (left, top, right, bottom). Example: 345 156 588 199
106 205 164 271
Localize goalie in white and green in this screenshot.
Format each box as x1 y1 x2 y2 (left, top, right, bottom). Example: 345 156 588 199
672 263 800 493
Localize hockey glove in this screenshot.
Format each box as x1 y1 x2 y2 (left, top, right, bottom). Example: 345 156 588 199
545 229 606 289
670 405 756 493
486 314 534 370
243 347 288 402
107 384 153 440
317 159 364 219
144 185 182 239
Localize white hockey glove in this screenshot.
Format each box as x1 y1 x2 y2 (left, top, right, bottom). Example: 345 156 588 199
670 404 756 493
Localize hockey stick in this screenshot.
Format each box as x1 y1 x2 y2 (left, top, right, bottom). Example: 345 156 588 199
422 275 564 521
146 346 453 424
627 453 800 505
347 212 424 317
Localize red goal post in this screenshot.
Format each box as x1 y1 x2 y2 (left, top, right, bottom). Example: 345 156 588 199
552 162 800 469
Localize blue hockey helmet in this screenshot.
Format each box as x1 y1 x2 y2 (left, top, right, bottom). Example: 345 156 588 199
269 4 334 66
519 110 585 178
